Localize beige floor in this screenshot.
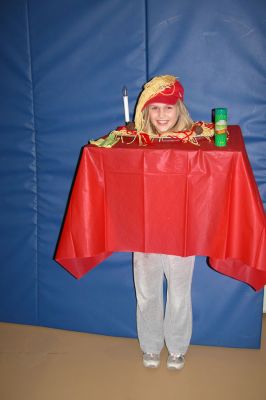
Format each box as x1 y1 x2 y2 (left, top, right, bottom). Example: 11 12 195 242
0 317 265 400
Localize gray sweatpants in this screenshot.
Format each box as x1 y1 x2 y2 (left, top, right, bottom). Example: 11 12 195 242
133 252 195 355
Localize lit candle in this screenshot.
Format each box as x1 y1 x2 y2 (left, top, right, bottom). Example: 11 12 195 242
122 86 130 123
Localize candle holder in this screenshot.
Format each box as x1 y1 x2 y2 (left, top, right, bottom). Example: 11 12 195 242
125 121 135 130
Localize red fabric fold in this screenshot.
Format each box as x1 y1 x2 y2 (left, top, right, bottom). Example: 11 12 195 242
55 126 266 290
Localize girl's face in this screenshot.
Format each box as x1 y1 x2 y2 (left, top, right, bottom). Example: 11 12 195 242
148 103 178 133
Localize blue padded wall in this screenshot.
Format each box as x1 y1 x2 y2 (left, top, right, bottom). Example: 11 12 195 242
0 0 265 348
0 1 38 324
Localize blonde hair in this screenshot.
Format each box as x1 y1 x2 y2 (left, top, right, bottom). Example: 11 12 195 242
141 99 193 135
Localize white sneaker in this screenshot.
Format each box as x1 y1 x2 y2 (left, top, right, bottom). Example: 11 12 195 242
143 353 160 368
167 354 185 370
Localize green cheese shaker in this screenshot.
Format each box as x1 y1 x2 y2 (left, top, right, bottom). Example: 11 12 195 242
215 108 227 147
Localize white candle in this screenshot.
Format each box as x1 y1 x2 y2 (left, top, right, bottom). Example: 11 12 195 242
122 86 130 123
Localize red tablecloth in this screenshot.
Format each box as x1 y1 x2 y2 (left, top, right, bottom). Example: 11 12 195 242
55 126 266 290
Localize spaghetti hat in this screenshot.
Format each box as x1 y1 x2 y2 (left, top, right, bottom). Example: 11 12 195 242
134 75 184 131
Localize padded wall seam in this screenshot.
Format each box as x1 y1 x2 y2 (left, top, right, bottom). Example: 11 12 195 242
144 0 149 81
25 0 39 324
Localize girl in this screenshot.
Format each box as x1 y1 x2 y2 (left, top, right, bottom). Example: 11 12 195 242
133 75 195 370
